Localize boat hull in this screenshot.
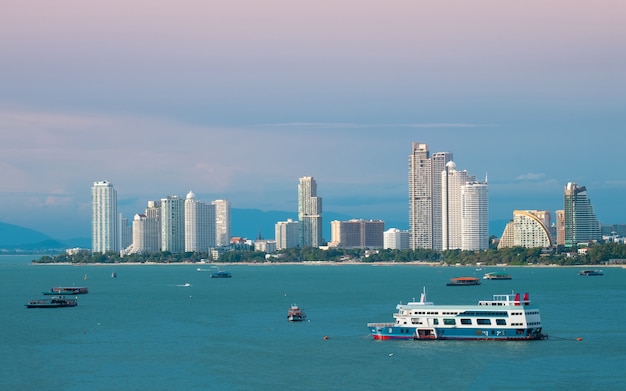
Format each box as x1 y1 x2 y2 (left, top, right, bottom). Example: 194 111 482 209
25 298 78 308
368 324 546 341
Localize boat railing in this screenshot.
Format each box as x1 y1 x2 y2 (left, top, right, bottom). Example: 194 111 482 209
367 322 395 328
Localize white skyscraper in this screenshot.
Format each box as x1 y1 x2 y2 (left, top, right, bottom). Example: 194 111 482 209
275 219 300 250
185 191 216 252
130 214 148 254
441 161 473 250
92 180 118 253
461 181 489 250
161 195 185 253
408 142 452 250
212 199 231 247
298 176 323 247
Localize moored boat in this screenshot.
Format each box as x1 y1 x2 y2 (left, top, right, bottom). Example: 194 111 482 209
447 277 481 286
287 305 306 322
25 296 78 308
483 272 512 280
579 269 603 276
43 286 88 295
367 289 546 341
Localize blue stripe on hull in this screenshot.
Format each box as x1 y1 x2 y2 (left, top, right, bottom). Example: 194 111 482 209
370 326 545 341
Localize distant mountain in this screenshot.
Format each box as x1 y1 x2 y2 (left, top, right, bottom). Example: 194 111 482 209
0 222 53 247
0 222 87 251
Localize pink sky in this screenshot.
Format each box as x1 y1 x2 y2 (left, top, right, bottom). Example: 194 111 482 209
1 1 625 238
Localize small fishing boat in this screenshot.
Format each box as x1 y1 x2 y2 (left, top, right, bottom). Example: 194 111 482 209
210 271 232 278
287 305 307 322
43 286 89 295
579 269 603 276
25 296 78 308
447 277 481 286
483 272 512 280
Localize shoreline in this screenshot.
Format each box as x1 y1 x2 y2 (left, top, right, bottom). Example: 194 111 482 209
30 261 622 268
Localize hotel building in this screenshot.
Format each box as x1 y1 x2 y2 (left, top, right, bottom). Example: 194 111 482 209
330 219 385 249
275 219 300 250
498 210 552 249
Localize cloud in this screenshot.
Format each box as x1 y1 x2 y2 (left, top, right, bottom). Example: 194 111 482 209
256 122 495 129
515 173 546 181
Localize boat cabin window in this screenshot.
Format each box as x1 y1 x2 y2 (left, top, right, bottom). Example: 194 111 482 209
496 319 507 326
477 319 491 325
433 319 439 325
460 319 472 325
443 319 456 326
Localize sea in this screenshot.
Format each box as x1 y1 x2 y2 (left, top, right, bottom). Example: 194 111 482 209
1 255 625 391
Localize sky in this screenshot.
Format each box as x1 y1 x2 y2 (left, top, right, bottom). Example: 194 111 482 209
1 0 625 239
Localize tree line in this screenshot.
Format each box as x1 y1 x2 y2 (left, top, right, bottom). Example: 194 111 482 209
33 241 626 265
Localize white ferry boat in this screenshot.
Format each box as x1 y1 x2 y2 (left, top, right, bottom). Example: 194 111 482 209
367 289 546 341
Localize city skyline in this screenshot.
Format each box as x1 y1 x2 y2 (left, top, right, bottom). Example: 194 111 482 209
1 1 625 239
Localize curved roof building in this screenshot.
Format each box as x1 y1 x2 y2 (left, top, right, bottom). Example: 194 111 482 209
498 210 552 249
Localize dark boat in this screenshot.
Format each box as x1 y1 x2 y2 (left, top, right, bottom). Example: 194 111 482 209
287 305 306 322
211 271 232 278
447 277 481 286
25 296 78 308
43 286 88 295
579 269 603 276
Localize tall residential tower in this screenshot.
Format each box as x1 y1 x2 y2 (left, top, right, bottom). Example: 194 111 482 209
161 195 185 253
564 182 601 247
92 180 119 253
212 199 231 247
185 191 216 252
408 142 452 250
298 176 323 247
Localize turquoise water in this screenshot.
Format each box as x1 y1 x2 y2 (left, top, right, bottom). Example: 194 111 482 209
1 255 625 390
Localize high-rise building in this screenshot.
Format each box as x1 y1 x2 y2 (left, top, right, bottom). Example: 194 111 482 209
144 201 162 253
298 176 323 247
441 161 472 250
161 195 185 253
92 180 119 253
329 219 384 248
212 199 231 247
563 182 601 247
461 181 489 250
408 142 452 250
185 191 216 252
129 214 148 254
127 201 162 254
120 215 132 250
275 219 300 250
498 210 552 249
383 228 410 250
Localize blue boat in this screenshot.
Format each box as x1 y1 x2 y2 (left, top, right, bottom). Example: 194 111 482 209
211 271 232 278
367 289 546 341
